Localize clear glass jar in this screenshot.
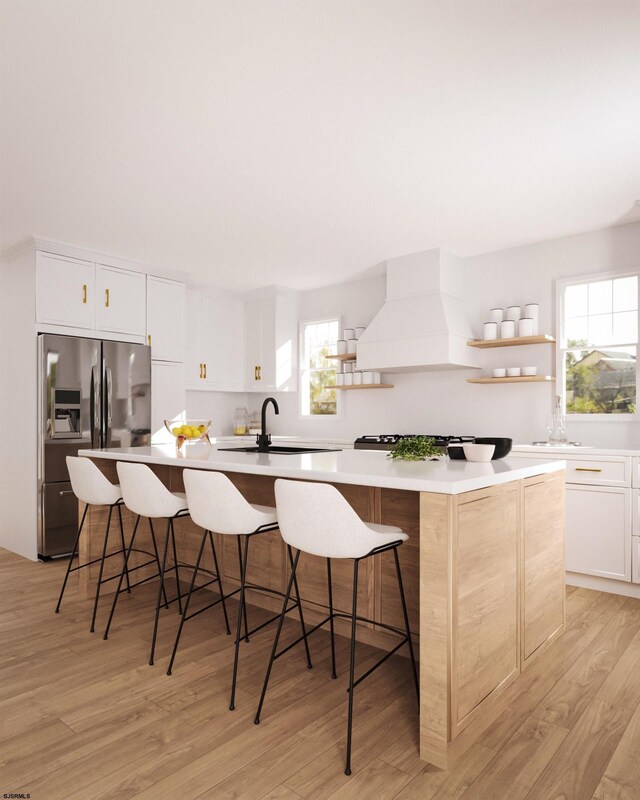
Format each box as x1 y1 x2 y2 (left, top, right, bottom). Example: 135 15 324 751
233 406 249 435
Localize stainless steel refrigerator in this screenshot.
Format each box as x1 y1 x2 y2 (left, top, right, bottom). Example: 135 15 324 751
38 333 151 558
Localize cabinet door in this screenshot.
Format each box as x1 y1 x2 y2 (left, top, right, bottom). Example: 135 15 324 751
147 276 185 362
201 293 244 391
244 295 263 390
522 473 565 662
566 485 631 581
258 296 277 390
95 265 146 336
633 537 640 584
36 252 95 329
185 290 204 389
151 361 185 444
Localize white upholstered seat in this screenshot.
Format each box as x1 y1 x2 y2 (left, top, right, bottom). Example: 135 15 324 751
67 456 122 506
274 479 407 559
116 462 188 518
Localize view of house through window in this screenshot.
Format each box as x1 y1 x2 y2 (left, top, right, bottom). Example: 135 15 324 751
561 275 638 414
301 319 339 415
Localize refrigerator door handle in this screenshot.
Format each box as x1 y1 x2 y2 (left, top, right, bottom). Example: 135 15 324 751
90 365 100 448
105 366 113 447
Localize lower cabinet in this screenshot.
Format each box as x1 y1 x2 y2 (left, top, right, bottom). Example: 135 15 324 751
565 484 631 581
633 537 640 583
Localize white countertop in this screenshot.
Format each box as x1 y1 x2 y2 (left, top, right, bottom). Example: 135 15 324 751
513 444 640 457
80 444 564 495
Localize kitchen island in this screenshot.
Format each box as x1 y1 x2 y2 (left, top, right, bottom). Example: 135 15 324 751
79 444 565 769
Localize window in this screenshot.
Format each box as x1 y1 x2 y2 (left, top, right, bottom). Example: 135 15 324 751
301 319 339 416
559 274 638 415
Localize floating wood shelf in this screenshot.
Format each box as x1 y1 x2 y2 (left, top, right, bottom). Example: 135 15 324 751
326 353 357 361
467 376 555 384
335 383 394 390
467 334 555 349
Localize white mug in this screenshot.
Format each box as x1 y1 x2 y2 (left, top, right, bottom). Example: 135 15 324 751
347 339 357 354
362 371 373 384
521 366 537 376
524 303 539 334
343 362 353 373
483 322 498 340
355 327 366 338
500 319 516 338
372 372 381 384
343 328 355 340
337 339 347 355
506 367 521 377
519 317 534 337
492 368 507 378
489 308 504 323
336 373 345 386
353 371 363 385
344 373 354 385
506 306 521 322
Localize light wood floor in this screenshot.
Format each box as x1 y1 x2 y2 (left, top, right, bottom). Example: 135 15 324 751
2 549 640 800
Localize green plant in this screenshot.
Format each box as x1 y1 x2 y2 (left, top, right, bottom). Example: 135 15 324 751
387 436 442 461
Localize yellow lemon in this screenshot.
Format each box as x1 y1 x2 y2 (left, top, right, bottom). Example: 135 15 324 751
171 427 181 436
198 424 206 433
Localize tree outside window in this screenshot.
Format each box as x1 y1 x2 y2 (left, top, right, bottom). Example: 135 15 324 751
561 276 638 415
301 319 338 416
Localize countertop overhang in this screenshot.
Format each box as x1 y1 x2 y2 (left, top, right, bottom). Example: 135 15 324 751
80 445 564 495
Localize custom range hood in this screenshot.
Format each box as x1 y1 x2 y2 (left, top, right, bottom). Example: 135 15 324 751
357 248 480 372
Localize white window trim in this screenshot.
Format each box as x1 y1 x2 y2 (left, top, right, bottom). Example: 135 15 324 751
556 270 640 422
298 316 343 420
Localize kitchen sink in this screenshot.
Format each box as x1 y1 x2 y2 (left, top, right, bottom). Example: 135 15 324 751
218 446 340 454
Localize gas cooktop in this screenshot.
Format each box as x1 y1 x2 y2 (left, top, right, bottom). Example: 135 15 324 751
353 434 476 451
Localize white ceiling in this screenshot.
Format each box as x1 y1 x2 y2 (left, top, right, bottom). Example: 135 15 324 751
1 0 639 291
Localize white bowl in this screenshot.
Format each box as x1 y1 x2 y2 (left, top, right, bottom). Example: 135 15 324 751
521 366 538 376
506 367 521 377
492 368 506 378
463 443 495 462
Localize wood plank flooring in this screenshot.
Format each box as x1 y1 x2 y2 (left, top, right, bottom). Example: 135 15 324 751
1 549 640 799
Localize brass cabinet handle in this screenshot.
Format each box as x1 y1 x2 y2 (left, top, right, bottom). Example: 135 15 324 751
199 363 203 379
257 365 261 380
203 363 207 379
82 284 87 304
148 334 151 346
254 366 258 381
574 467 603 472
105 288 110 308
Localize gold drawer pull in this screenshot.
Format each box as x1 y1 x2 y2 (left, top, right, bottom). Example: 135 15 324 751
199 363 203 379
203 363 207 379
148 334 152 346
82 284 87 304
105 288 110 307
575 467 602 472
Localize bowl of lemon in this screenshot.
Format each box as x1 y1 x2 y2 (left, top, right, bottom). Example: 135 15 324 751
164 419 212 449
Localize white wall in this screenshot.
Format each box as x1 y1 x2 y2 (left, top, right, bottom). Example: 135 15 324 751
186 390 250 436
247 222 640 447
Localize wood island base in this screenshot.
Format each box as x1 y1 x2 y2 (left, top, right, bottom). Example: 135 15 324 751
79 457 565 770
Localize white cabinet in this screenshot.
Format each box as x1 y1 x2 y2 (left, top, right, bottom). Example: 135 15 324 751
244 287 298 392
566 484 632 581
95 265 146 336
36 252 146 337
36 252 95 328
147 276 185 362
151 361 185 444
633 537 640 583
186 289 244 391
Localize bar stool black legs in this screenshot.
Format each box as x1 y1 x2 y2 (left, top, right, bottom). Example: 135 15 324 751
254 543 419 776
167 528 231 676
55 500 132 633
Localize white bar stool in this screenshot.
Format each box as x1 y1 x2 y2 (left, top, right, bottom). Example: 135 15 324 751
167 469 312 712
254 479 419 776
55 456 132 633
103 461 197 666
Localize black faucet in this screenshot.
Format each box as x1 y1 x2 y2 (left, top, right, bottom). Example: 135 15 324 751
256 397 279 451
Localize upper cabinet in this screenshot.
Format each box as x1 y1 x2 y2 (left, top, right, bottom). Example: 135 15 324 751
95 264 146 336
244 287 298 392
36 251 146 338
146 276 185 362
186 289 244 391
36 252 95 329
